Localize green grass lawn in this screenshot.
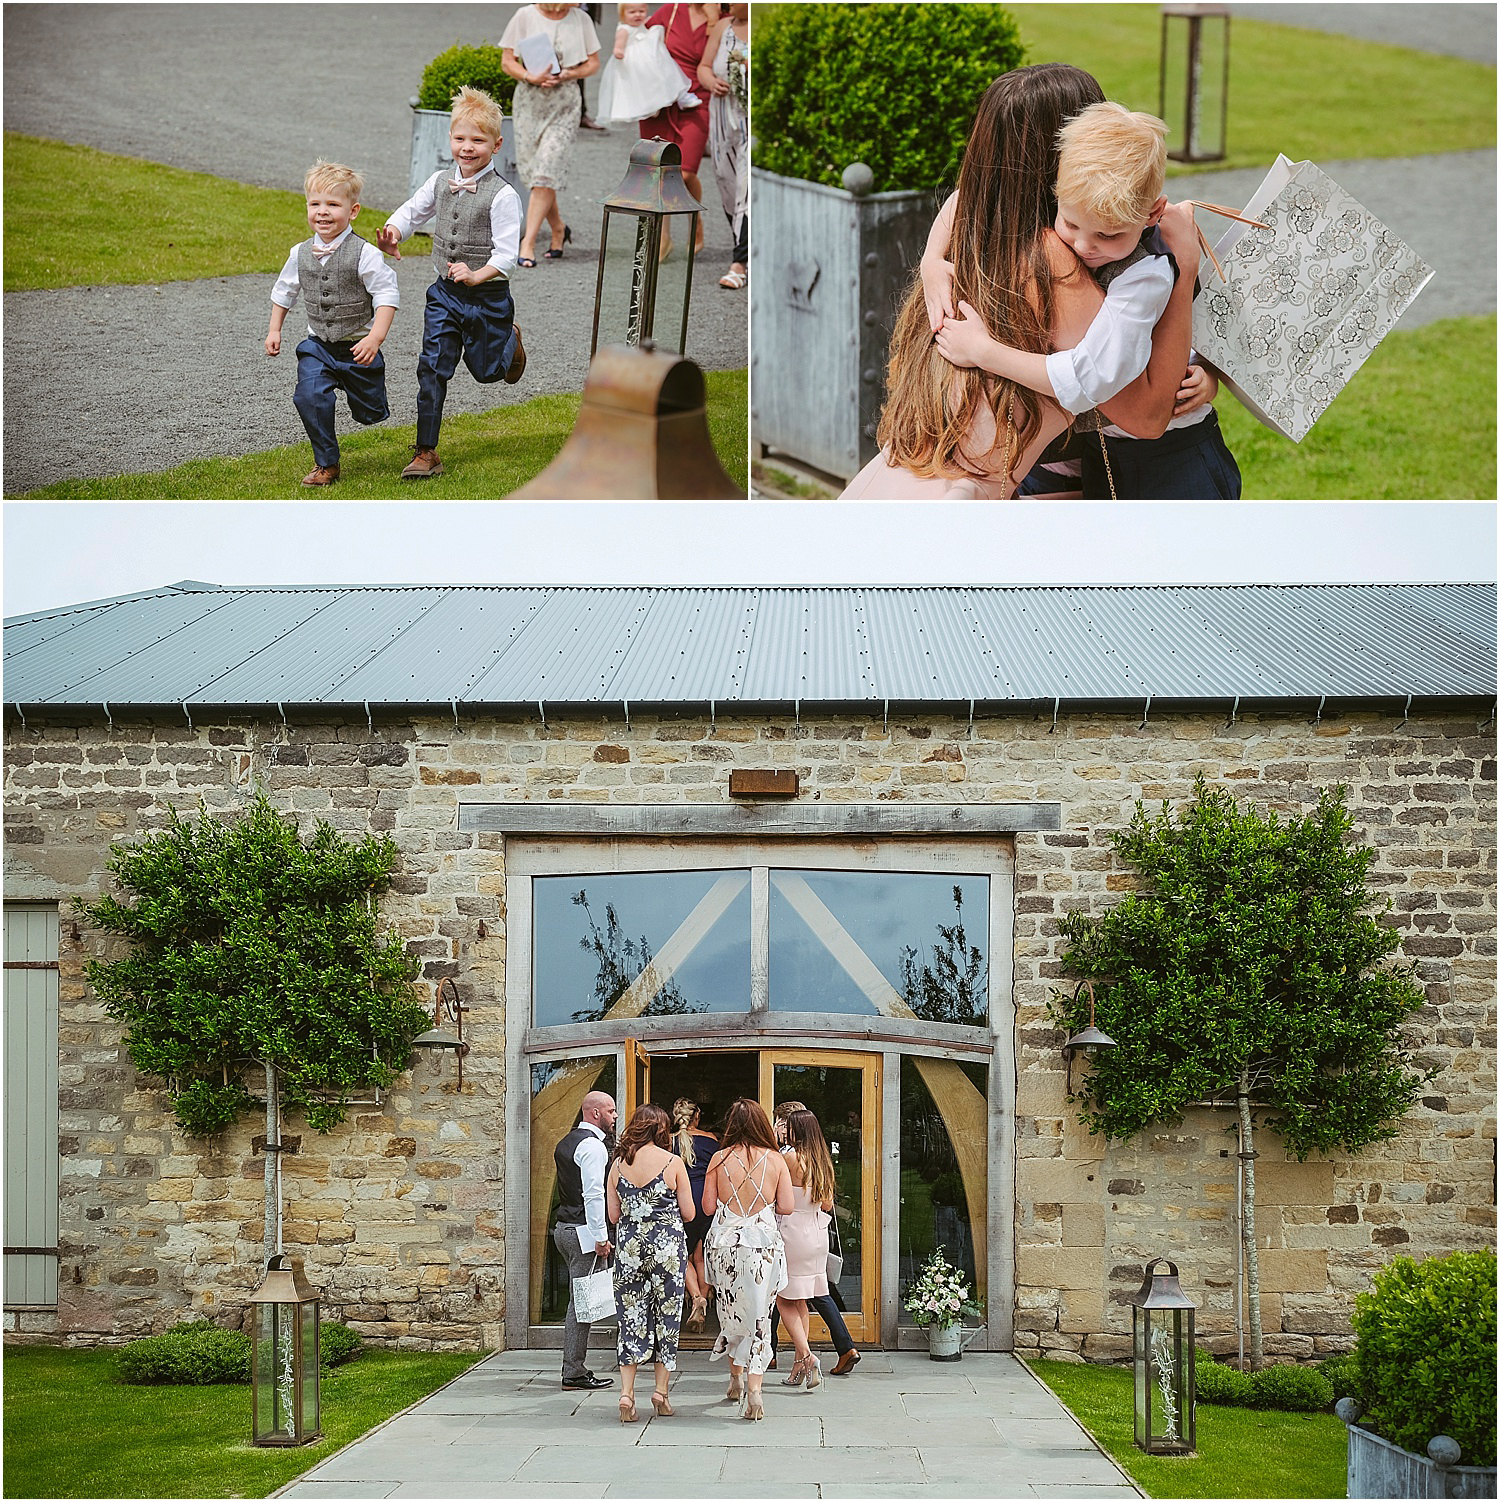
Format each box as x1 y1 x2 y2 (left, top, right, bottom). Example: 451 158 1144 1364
1010 7 1496 174
1215 315 1495 499
1026 1356 1348 1499
3 1344 485 1499
3 133 427 293
12 368 749 499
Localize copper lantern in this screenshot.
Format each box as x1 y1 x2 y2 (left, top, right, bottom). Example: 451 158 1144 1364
248 1254 322 1446
1129 1258 1197 1455
1159 4 1230 164
591 138 701 358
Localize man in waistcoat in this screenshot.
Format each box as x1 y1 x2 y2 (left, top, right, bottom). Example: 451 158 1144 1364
553 1089 617 1390
376 85 526 482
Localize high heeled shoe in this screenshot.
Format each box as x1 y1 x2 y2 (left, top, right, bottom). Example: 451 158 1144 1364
726 1373 743 1402
743 1390 764 1421
685 1294 707 1332
781 1355 808 1387
804 1353 823 1389
651 1389 674 1417
618 1394 639 1423
544 224 572 259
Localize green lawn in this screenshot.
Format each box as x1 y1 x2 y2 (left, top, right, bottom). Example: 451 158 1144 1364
3 1344 485 1499
1026 1356 1348 1499
3 133 426 293
1215 315 1495 499
11 368 749 499
1010 7 1496 174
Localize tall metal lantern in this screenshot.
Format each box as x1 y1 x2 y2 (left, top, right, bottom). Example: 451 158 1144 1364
1159 4 1230 163
1128 1258 1198 1455
591 138 701 358
248 1254 321 1447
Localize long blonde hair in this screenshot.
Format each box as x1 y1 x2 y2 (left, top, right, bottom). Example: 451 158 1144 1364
785 1110 836 1207
879 64 1106 483
672 1097 701 1166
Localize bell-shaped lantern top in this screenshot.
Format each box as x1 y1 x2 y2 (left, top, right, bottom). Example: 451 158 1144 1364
1129 1257 1197 1311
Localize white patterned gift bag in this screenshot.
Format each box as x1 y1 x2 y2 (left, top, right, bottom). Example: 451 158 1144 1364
1192 155 1433 442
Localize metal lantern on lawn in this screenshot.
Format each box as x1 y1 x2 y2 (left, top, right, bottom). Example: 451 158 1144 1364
1128 1258 1197 1455
248 1254 322 1447
1159 4 1230 163
591 138 701 358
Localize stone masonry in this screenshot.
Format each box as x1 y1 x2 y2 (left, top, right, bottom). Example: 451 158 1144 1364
4 705 1494 1358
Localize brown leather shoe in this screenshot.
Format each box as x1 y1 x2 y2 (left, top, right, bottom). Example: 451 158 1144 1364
401 447 444 480
300 463 339 487
766 1356 777 1371
504 325 526 384
831 1348 861 1376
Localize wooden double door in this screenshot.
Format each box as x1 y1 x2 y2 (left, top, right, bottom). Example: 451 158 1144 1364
626 1042 882 1344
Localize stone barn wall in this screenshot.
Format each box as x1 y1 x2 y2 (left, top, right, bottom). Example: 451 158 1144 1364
4 705 1494 1356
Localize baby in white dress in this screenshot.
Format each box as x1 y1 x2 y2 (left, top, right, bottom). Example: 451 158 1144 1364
597 2 701 123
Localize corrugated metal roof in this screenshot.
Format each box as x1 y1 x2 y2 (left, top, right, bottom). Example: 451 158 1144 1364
4 583 1494 710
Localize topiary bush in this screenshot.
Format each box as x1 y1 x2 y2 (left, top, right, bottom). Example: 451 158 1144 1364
319 1320 362 1369
1195 1355 1256 1406
1353 1247 1497 1466
755 4 1026 192
1318 1351 1361 1403
418 42 517 114
1251 1362 1335 1413
117 1322 251 1385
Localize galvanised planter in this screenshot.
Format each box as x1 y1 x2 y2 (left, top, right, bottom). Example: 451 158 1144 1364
1339 1400 1498 1499
408 104 521 203
751 164 939 482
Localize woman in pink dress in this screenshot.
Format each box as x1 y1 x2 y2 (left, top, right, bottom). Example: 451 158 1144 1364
775 1109 836 1390
641 2 717 254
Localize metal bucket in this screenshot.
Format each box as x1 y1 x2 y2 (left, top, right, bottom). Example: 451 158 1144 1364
928 1321 984 1362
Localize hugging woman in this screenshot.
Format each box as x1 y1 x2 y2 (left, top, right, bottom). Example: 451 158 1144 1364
842 64 1201 499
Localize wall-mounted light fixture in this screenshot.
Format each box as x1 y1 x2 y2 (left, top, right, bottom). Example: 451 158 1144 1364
1062 979 1117 1087
409 976 470 1089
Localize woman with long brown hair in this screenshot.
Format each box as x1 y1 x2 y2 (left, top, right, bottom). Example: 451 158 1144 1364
671 1096 719 1330
605 1102 696 1422
774 1110 837 1389
701 1097 794 1420
841 63 1199 499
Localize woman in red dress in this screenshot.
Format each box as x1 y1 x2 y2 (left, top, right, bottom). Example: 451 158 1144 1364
641 2 717 253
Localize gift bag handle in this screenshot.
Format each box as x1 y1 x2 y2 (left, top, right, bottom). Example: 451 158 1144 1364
1182 201 1272 282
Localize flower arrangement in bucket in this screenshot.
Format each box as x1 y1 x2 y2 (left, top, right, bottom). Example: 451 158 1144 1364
904 1249 985 1361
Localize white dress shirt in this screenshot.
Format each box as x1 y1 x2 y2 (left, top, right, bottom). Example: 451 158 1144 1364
574 1121 610 1249
383 162 522 277
1044 254 1211 437
270 226 399 338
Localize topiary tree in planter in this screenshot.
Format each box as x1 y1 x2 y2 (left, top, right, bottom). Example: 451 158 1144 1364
81 795 429 1266
1053 779 1430 1370
418 42 517 114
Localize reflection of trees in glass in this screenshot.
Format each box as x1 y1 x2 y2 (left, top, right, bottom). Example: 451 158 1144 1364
569 890 705 1023
899 886 987 1025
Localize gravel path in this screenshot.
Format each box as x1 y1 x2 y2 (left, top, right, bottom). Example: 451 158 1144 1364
2 3 749 495
1229 3 1497 64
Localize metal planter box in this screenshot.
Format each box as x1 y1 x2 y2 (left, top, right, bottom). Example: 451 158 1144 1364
409 105 521 203
751 166 938 482
1346 1420 1497 1499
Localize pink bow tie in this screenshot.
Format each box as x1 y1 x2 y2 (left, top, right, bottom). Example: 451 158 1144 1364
311 242 338 259
449 178 480 194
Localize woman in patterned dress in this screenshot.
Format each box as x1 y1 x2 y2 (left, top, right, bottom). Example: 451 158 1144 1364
701 1098 794 1420
605 1102 696 1422
697 2 748 289
500 3 602 267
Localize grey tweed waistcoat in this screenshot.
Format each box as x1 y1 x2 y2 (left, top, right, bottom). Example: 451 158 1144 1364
297 234 375 342
432 171 506 279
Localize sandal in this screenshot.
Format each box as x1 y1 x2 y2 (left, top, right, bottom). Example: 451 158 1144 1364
516 255 537 269
781 1355 808 1388
719 268 747 290
685 1295 707 1332
805 1353 823 1390
618 1394 638 1424
726 1374 743 1402
651 1389 674 1417
544 225 573 259
743 1391 764 1421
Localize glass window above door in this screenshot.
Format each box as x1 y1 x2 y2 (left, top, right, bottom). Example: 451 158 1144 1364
533 870 751 1027
769 871 990 1026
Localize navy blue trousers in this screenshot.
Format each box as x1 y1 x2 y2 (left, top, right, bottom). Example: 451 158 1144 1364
1082 409 1242 499
770 1288 855 1357
416 277 519 450
292 337 389 469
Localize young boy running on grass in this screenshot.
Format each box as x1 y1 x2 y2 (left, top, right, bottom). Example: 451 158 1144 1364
928 102 1238 499
265 161 399 487
376 86 526 481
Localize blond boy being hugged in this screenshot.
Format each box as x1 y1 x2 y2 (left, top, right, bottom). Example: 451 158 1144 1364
376 86 526 481
266 161 399 487
930 102 1240 499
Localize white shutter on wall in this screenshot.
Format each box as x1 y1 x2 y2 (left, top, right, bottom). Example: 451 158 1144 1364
4 904 60 1307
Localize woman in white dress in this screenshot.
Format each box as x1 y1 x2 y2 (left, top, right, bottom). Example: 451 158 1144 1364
701 1098 794 1421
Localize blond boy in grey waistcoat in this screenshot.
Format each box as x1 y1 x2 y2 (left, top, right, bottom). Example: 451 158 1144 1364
267 161 399 486
377 87 526 481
